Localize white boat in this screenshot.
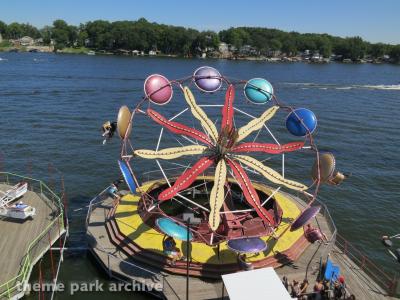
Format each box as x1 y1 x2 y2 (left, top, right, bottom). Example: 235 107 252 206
0 202 36 219
0 182 36 219
87 50 96 56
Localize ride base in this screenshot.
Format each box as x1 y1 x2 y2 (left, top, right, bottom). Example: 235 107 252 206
87 181 398 299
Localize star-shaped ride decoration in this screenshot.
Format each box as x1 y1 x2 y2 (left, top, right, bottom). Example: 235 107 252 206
134 85 307 231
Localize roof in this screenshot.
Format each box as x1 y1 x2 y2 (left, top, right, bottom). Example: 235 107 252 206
222 267 294 300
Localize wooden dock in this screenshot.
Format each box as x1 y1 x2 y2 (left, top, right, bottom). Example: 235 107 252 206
0 183 65 300
86 191 398 300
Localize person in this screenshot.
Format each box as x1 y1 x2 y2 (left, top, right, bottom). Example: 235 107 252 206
346 295 355 300
334 276 346 299
162 236 182 265
313 280 324 300
299 279 309 300
101 121 117 144
334 281 343 299
282 276 289 291
290 280 301 298
305 224 328 243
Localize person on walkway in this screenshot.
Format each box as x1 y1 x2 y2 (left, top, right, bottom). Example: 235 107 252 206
162 236 182 265
313 280 324 300
305 224 328 243
290 280 301 298
282 276 289 291
334 275 346 299
299 279 309 299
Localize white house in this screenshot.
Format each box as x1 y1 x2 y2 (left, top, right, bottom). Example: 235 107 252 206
218 42 229 53
19 36 34 46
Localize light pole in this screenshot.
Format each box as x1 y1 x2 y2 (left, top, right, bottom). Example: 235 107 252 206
186 218 191 300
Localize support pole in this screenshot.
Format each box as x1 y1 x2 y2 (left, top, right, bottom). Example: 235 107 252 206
186 219 190 300
48 232 56 281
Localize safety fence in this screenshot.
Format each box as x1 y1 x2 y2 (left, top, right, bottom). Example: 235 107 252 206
85 189 172 299
335 233 398 296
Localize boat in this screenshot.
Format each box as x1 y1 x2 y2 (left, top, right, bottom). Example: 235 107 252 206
0 182 36 219
86 66 398 299
87 50 95 55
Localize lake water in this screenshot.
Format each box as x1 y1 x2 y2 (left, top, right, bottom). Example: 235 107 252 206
1 52 399 299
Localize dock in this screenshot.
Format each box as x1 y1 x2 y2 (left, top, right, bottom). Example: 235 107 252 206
86 188 398 300
0 173 66 300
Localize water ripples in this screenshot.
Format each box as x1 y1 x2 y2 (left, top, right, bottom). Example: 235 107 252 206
1 52 399 282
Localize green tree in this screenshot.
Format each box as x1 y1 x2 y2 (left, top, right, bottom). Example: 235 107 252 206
0 20 7 37
368 43 387 58
389 45 400 63
281 39 297 56
6 22 23 39
76 24 88 47
269 39 282 51
85 20 112 49
333 37 366 60
52 19 70 49
40 26 52 45
219 28 250 49
316 36 333 57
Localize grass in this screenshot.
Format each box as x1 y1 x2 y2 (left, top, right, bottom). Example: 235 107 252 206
58 47 91 54
0 40 12 51
0 40 12 47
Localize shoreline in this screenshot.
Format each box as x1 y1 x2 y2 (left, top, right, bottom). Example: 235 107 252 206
1 47 399 65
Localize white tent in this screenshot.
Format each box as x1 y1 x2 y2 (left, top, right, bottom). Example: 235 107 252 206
222 267 294 300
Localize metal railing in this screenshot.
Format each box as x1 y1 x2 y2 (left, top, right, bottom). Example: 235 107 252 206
335 233 398 296
85 188 170 298
0 172 65 299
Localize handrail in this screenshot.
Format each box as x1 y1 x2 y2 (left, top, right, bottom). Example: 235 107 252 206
335 233 397 295
86 189 172 296
0 172 66 299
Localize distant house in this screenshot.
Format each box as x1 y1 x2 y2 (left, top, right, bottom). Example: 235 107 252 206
149 50 160 56
19 36 34 46
205 46 215 52
267 50 281 57
218 42 229 53
226 45 235 52
311 52 322 62
35 38 43 45
115 49 130 55
239 45 258 56
132 50 140 56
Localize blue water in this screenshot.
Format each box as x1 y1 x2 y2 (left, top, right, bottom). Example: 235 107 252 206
1 52 400 298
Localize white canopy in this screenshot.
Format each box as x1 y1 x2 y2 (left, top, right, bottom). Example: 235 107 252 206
222 267 294 300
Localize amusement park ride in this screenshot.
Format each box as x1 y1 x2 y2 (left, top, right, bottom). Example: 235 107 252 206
100 66 349 279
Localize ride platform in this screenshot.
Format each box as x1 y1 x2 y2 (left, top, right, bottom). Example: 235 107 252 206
87 184 397 300
110 180 308 277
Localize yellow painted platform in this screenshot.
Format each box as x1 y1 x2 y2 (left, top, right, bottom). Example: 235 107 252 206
114 181 304 265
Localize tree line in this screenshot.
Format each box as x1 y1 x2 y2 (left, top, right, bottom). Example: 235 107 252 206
1 18 400 62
